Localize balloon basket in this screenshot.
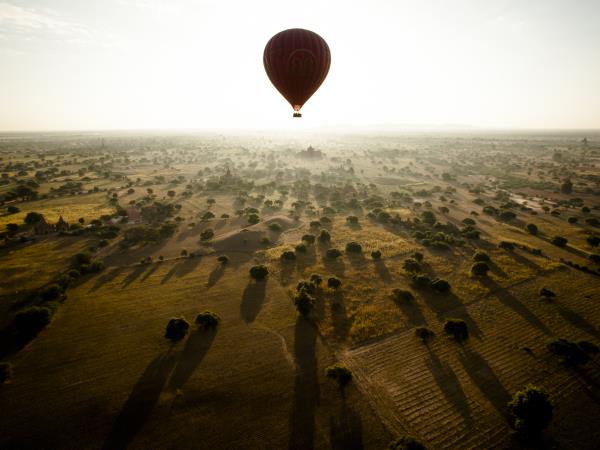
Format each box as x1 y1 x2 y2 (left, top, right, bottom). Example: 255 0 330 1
293 112 302 118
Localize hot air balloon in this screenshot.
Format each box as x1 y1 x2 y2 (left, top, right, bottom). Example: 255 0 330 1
263 28 331 118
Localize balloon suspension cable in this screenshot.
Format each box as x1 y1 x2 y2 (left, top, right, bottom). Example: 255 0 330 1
293 112 302 118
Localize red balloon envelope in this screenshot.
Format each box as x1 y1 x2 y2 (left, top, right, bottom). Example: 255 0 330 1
263 28 331 117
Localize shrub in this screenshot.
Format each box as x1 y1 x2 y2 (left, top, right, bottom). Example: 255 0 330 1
310 220 321 228
392 289 414 302
472 251 490 262
577 340 600 355
371 249 382 259
551 236 568 247
294 289 315 316
462 217 476 226
345 241 362 253
413 251 424 262
268 222 282 231
310 273 322 286
200 228 214 241
471 262 489 276
411 274 431 289
431 278 450 293
499 241 515 251
247 213 260 224
7 205 19 214
73 252 92 266
260 237 270 245
325 363 353 390
39 283 63 301
302 234 315 244
318 229 331 242
195 311 220 329
539 287 556 298
326 248 342 259
297 280 316 294
403 258 421 273
547 338 593 366
249 265 269 280
164 317 189 341
0 362 12 384
217 255 229 264
589 254 600 265
508 385 553 436
280 250 296 261
327 277 342 289
295 243 307 253
526 223 538 235
346 215 359 224
586 217 600 227
444 318 468 341
568 217 578 224
15 306 52 336
415 327 434 343
500 211 517 221
389 436 427 450
587 236 600 247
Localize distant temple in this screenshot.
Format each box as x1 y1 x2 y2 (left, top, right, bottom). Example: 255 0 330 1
297 145 323 159
34 215 70 235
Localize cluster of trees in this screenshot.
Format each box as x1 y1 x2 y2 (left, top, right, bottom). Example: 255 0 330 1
165 311 221 341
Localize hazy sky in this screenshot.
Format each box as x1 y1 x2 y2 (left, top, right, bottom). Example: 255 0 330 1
1 0 599 131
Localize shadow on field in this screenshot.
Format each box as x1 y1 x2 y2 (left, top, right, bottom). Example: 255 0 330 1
331 291 349 341
323 257 345 278
505 250 542 271
122 264 148 287
347 253 367 271
426 346 472 424
458 346 511 420
289 316 319 450
296 248 317 273
329 402 364 450
555 302 600 340
140 263 159 281
207 264 225 288
168 328 217 392
373 260 392 283
420 290 482 339
240 280 267 323
103 351 176 450
393 296 427 327
481 278 552 336
279 260 296 286
173 255 202 278
89 266 123 291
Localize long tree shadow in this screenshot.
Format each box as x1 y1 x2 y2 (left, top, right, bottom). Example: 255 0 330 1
296 247 317 274
160 262 180 284
555 302 600 340
289 316 319 450
89 266 123 292
207 264 225 288
420 290 482 339
393 296 427 327
279 260 297 286
168 328 217 392
323 257 345 278
425 346 472 424
331 291 350 341
140 263 159 282
329 401 364 450
102 351 176 450
458 346 511 420
174 255 202 278
505 250 542 271
240 279 267 323
481 278 552 336
122 264 149 288
373 260 392 283
347 253 367 271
